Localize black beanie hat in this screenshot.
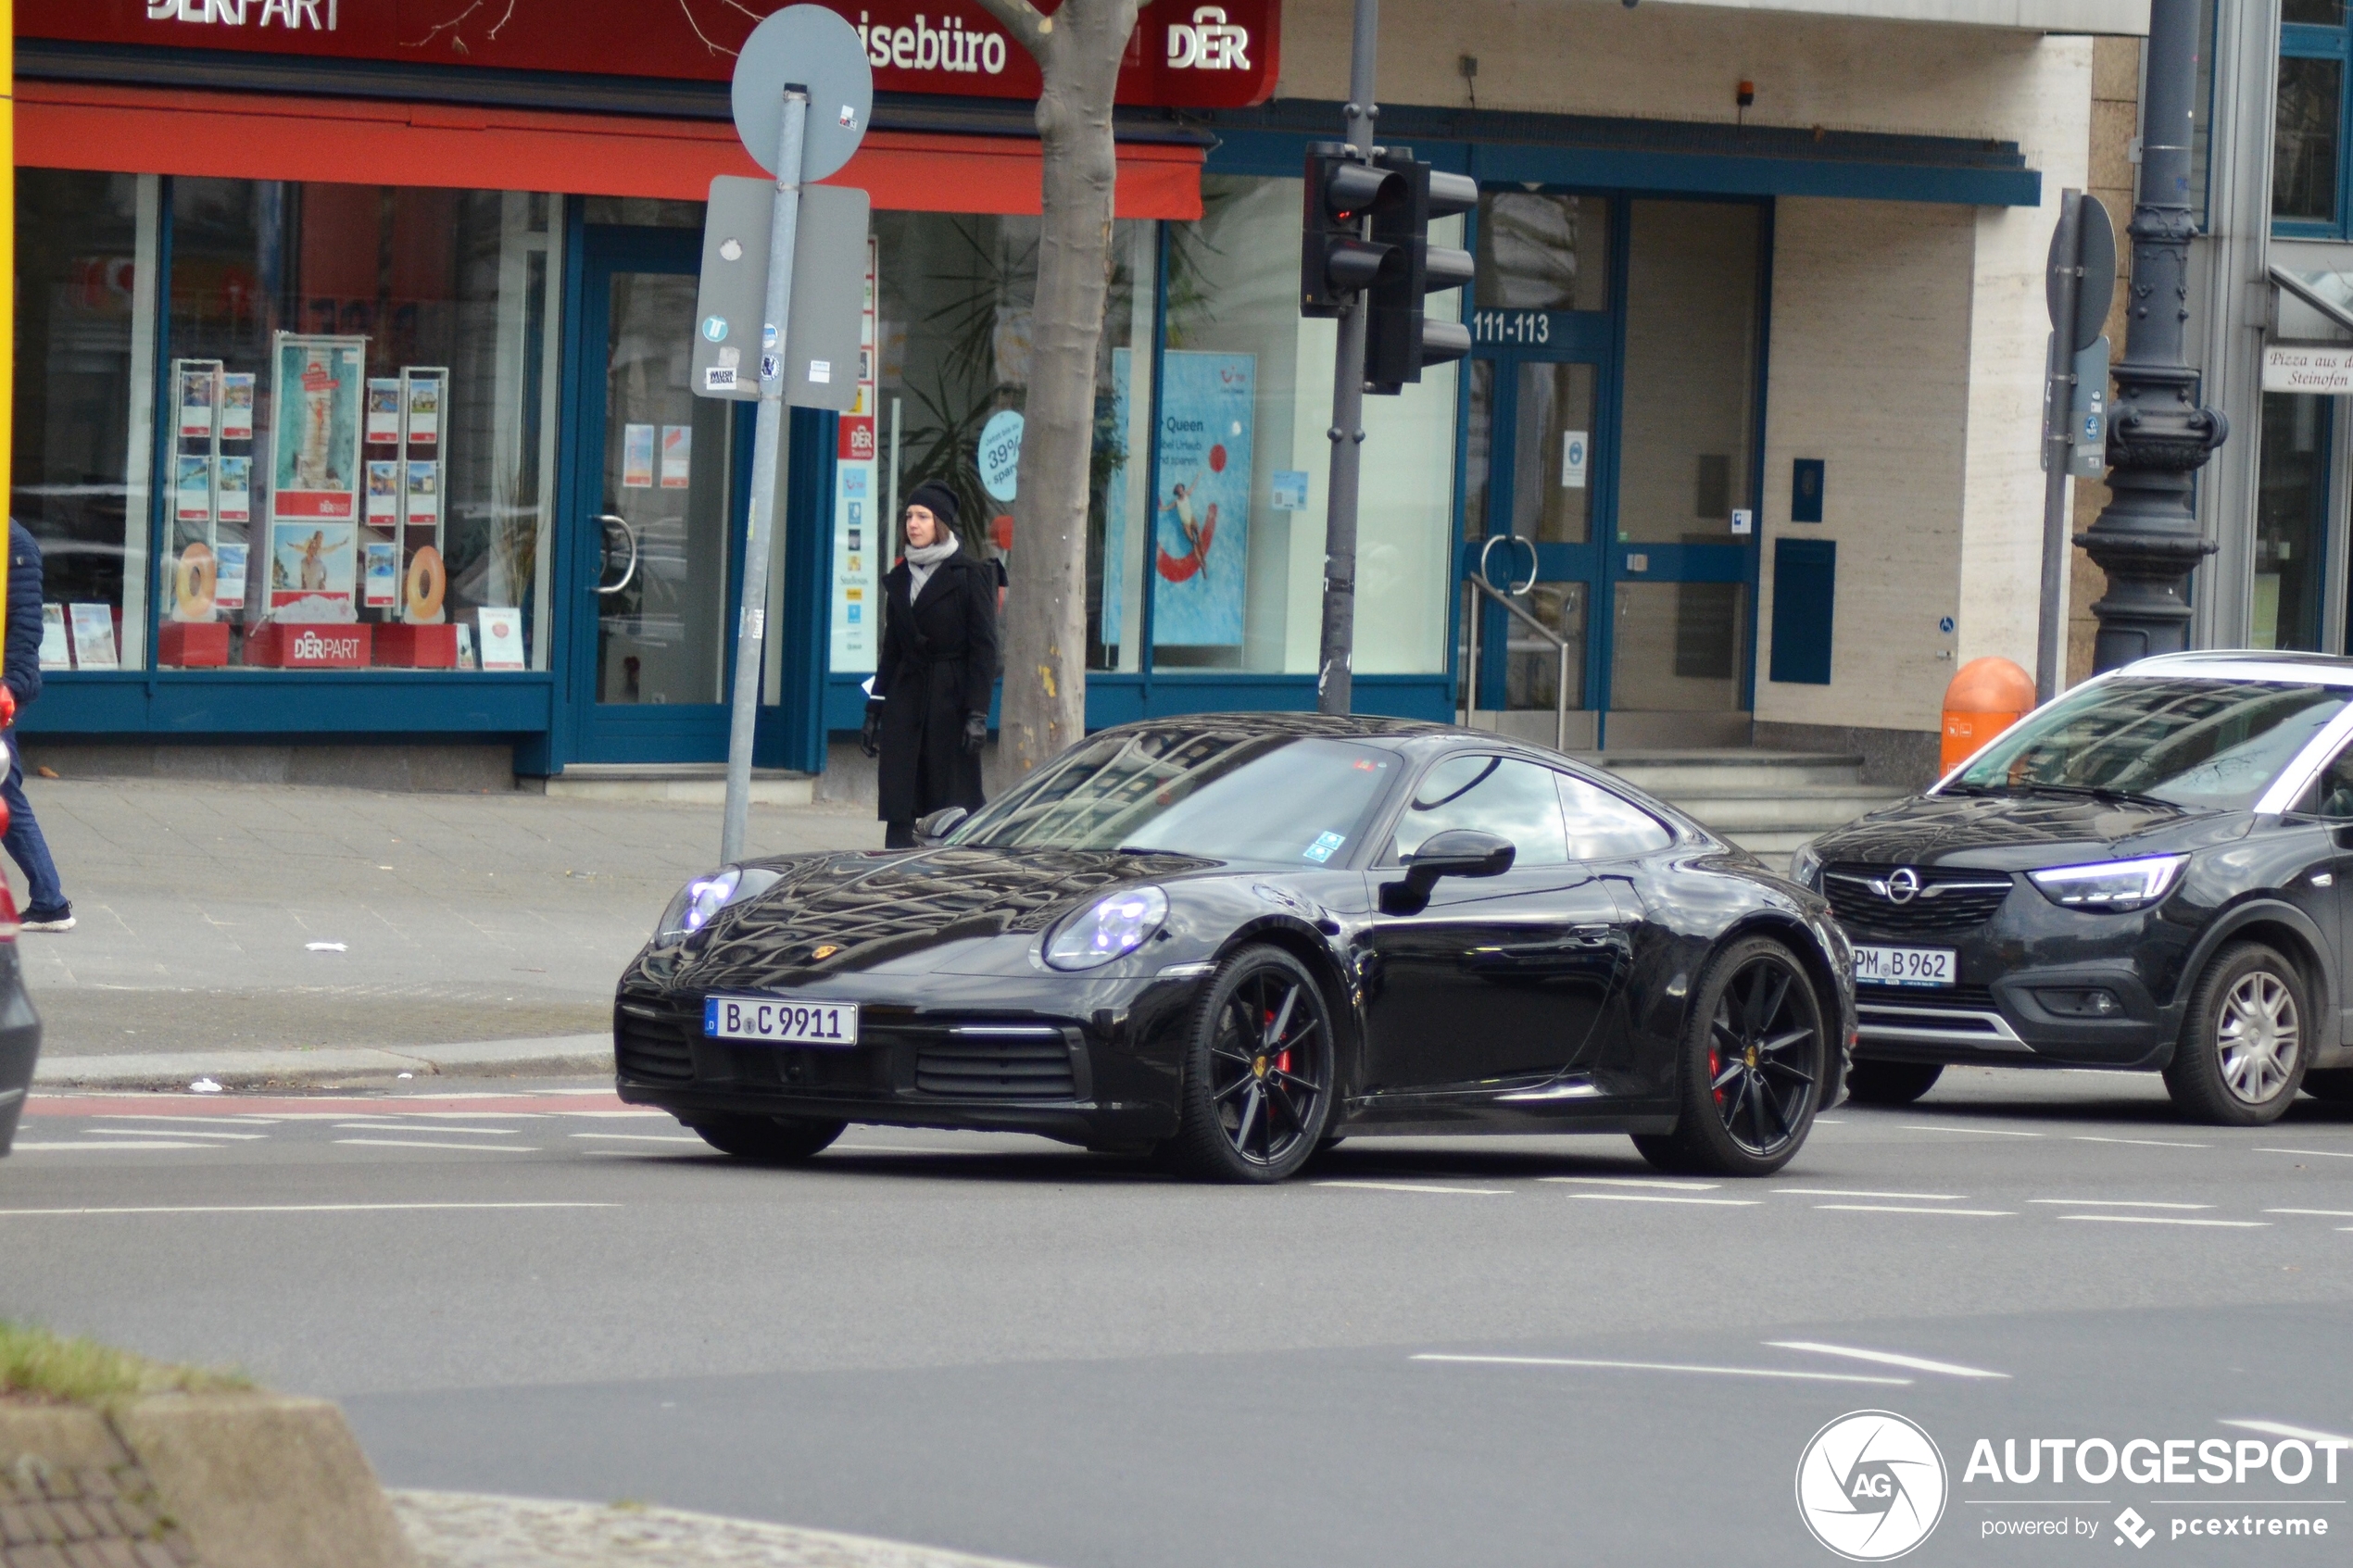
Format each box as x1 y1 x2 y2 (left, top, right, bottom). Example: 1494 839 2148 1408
904 481 961 531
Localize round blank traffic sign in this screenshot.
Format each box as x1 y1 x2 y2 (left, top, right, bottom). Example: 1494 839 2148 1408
732 5 874 182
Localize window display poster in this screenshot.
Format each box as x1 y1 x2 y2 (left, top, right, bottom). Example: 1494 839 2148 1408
367 460 399 521
477 607 526 671
221 373 257 442
455 622 477 671
38 605 69 671
365 379 402 444
271 335 365 521
175 456 213 524
1099 347 1135 646
1148 350 1253 647
218 456 252 524
623 423 656 489
178 364 217 441
407 461 441 528
661 425 692 489
830 463 879 671
215 542 249 611
69 603 119 671
404 371 442 446
269 521 358 610
363 542 399 608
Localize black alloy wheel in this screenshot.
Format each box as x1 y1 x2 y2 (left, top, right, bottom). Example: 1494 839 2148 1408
2165 942 2310 1126
690 1114 848 1161
1168 946 1335 1183
1635 935 1827 1176
1844 1060 1944 1107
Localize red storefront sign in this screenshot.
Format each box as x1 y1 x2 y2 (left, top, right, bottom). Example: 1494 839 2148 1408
23 2 1280 110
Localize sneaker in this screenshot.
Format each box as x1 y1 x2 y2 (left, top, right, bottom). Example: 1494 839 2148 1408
20 908 74 933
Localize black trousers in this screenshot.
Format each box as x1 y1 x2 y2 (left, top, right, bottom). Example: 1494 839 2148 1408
884 820 916 849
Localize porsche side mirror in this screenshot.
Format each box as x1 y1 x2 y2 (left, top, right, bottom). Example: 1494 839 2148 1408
914 806 970 846
1381 829 1516 914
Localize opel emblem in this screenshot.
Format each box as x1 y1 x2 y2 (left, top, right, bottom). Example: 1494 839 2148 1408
1886 868 1921 905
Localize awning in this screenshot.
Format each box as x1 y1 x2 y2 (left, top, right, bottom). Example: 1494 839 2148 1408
15 82 1204 220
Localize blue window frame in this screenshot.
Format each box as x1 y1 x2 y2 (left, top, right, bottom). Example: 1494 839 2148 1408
2280 4 2353 236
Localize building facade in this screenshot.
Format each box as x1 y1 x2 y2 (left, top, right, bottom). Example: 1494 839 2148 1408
8 0 2143 787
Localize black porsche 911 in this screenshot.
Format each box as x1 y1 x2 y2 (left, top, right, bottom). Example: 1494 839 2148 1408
614 714 1855 1182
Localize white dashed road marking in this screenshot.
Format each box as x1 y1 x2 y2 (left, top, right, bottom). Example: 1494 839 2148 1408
1540 1177 1721 1191
1412 1354 1909 1386
572 1133 704 1145
2266 1208 2353 1217
1898 1123 2044 1137
8 1141 222 1152
332 1138 537 1153
1773 1188 1965 1201
1315 1181 1510 1196
2028 1198 2212 1210
2255 1148 2353 1160
1815 1204 2016 1217
332 1123 519 1135
1766 1342 2010 1379
1569 1193 1760 1207
2074 1135 2208 1148
81 1127 268 1141
0 1203 617 1217
2057 1214 2269 1228
2220 1419 2353 1445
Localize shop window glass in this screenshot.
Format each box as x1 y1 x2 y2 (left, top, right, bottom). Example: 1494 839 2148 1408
1618 200 1759 546
13 170 158 673
1154 175 1458 676
163 179 560 671
2255 392 2328 652
1475 194 1608 313
866 212 1152 674
2275 56 2344 226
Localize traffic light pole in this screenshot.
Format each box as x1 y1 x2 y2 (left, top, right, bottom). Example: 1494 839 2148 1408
1315 0 1379 717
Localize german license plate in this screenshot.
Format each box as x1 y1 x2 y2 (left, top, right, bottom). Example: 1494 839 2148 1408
702 995 861 1047
1854 947 1956 987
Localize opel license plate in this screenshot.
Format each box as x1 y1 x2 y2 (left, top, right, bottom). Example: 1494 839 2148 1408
703 995 861 1047
1853 947 1955 988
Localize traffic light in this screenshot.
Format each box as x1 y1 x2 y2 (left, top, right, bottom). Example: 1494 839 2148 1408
1301 141 1405 318
1364 149 1478 393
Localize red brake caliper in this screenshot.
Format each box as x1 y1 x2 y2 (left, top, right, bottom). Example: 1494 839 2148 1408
1709 1046 1725 1107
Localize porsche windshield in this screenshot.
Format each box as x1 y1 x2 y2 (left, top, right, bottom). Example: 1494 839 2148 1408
947 729 1403 864
1949 677 2347 811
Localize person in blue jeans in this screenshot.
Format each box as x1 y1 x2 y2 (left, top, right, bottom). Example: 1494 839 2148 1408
5 520 70 932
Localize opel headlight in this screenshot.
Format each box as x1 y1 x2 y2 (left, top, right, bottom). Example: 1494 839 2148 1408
1044 886 1169 971
2027 854 2186 912
1788 839 1824 890
655 866 781 941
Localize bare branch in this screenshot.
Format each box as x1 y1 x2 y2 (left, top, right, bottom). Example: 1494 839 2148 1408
972 0 1051 56
401 0 516 52
718 0 766 17
675 0 742 56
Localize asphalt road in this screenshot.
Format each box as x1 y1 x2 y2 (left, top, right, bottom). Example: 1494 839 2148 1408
6 1067 2352 1567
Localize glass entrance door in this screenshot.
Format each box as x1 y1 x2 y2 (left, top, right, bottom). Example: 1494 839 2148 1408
569 225 744 762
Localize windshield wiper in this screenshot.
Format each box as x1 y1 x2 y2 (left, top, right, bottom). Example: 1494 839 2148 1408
2015 781 2181 810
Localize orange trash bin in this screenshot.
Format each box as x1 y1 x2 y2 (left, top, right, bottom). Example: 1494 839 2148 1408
1940 657 2037 774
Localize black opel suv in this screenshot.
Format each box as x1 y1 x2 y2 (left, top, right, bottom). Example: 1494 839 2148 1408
1793 652 2353 1124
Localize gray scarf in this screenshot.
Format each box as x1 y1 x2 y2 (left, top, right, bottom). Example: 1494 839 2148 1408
905 532 959 599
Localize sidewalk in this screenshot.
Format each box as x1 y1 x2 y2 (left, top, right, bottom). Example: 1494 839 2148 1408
4 774 880 1083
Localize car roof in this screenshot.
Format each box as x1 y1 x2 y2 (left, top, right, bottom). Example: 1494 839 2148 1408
1088 712 1462 745
2118 650 2353 687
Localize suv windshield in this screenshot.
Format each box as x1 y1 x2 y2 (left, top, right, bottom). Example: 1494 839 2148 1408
1950 677 2348 811
947 728 1403 865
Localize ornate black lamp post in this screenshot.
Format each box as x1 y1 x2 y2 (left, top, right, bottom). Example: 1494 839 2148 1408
2078 0 2227 671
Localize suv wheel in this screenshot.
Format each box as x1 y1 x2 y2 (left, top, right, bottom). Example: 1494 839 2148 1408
2165 943 2309 1126
1843 1060 1944 1107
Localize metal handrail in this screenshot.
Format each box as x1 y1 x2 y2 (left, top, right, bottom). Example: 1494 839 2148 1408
1463 567 1572 753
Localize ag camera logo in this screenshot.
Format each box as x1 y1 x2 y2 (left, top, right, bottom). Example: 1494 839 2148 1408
1796 1411 1948 1561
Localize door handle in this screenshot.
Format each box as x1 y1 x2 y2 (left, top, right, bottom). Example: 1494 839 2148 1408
593 514 639 596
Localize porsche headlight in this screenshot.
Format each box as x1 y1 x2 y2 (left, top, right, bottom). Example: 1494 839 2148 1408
655 866 782 941
2027 854 2186 912
1044 885 1169 971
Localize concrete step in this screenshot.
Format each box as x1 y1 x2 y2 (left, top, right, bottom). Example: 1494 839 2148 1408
539 764 814 806
1660 786 1909 834
1589 749 1869 793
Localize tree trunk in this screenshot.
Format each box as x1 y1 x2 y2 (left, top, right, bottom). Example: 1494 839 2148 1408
975 0 1140 781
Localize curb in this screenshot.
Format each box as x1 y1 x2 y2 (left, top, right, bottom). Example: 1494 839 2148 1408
392 1492 1052 1568
31 1035 612 1090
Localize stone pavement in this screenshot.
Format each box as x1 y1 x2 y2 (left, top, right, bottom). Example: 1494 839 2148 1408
2 775 880 1073
393 1493 1045 1568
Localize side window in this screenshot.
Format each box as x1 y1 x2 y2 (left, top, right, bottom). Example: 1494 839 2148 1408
2302 741 2353 819
1392 755 1569 865
1557 772 1675 859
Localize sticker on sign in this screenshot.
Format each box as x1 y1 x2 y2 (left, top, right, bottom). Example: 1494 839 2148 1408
705 367 739 391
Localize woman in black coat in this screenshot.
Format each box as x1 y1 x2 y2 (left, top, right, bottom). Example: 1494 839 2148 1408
862 482 1000 847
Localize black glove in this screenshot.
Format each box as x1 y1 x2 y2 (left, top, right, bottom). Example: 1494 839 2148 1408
962 711 989 756
860 701 884 759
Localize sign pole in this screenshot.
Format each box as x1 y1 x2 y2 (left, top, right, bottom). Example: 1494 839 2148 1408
1315 0 1378 717
722 86 809 864
2035 189 2083 707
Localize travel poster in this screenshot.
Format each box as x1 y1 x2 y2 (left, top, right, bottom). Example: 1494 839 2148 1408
1149 350 1253 646
270 334 366 523
407 461 441 529
175 456 213 524
367 460 399 521
38 605 69 671
269 521 358 610
177 363 218 441
363 542 399 609
661 425 693 489
220 374 256 442
214 543 248 611
404 370 443 446
366 379 403 444
217 456 252 524
69 604 119 670
623 424 656 490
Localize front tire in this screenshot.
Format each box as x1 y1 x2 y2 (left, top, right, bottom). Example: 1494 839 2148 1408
1844 1060 1944 1107
1634 935 1828 1177
2165 942 2309 1126
1167 946 1336 1184
690 1114 847 1161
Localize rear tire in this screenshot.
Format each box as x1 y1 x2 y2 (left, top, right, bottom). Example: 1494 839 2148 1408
690 1114 847 1161
1843 1060 1944 1107
2165 942 2309 1126
2304 1067 2353 1103
1633 935 1827 1177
